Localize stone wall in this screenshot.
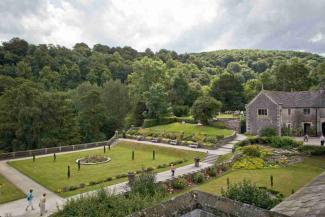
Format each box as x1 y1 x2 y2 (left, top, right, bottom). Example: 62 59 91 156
130 191 288 217
215 118 241 133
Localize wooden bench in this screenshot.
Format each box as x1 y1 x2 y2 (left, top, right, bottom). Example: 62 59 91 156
151 138 159 143
189 143 199 148
136 136 144 141
170 140 178 145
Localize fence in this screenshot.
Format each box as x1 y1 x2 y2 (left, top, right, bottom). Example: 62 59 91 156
0 136 117 161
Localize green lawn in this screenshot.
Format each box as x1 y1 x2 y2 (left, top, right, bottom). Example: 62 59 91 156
195 156 325 197
216 114 240 119
0 174 25 204
139 122 233 137
8 141 205 197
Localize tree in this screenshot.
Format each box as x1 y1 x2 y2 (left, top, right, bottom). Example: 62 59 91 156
39 66 60 90
210 72 245 111
3 37 29 57
79 90 107 142
244 79 262 101
274 59 311 91
128 57 167 103
0 81 43 151
39 92 80 147
144 84 170 119
191 96 222 125
16 61 32 78
101 80 130 136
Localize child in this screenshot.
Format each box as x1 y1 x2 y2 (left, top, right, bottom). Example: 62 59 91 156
170 164 176 177
321 135 325 146
26 189 34 211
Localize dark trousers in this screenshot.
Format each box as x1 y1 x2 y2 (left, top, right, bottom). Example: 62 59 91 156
321 141 324 146
171 170 175 176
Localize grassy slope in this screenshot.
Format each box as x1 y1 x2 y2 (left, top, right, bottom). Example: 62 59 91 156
139 123 233 137
8 141 204 197
195 156 325 197
0 174 25 204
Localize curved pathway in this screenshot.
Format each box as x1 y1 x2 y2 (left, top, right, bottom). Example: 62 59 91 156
0 134 246 217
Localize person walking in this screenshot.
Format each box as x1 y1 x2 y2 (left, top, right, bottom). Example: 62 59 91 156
170 164 176 177
304 134 309 142
39 193 47 216
321 134 325 146
25 189 34 211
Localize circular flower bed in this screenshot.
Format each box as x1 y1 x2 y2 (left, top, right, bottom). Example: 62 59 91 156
76 155 111 165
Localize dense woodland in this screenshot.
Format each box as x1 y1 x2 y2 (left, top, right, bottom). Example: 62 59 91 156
0 37 325 152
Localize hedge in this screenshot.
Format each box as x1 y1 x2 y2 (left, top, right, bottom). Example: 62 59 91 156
236 136 302 149
143 116 177 128
298 145 325 155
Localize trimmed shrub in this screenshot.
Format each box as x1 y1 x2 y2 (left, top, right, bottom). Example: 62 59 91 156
269 136 302 148
193 172 205 184
232 157 265 169
106 177 113 181
235 136 302 149
242 145 261 157
208 167 217 177
172 178 187 189
173 105 189 117
145 167 154 172
259 127 277 137
116 174 128 179
221 179 283 210
298 145 325 155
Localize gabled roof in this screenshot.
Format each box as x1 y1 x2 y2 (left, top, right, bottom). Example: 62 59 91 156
263 90 325 108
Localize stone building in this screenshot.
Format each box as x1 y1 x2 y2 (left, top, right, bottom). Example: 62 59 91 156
246 90 325 136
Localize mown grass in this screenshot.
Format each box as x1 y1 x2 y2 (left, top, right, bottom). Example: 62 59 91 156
0 174 25 204
139 122 233 137
195 156 325 197
8 141 204 197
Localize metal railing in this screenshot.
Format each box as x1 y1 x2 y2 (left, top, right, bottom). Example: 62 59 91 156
0 136 117 161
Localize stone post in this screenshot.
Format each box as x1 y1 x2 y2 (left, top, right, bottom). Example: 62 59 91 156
128 172 135 184
194 157 200 167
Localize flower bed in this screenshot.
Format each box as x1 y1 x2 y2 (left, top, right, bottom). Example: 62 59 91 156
76 155 111 165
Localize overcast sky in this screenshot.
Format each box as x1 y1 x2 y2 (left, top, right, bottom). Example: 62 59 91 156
1 0 325 54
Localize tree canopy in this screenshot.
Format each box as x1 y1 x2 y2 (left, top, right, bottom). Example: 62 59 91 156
0 37 324 151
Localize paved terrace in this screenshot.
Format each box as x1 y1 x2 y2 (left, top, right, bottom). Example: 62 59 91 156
0 134 246 217
272 171 325 217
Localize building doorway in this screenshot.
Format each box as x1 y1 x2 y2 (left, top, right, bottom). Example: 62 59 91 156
322 122 325 136
304 123 311 135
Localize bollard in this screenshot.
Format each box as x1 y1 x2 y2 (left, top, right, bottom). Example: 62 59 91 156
78 160 81 171
194 157 200 167
128 172 135 185
153 150 155 160
132 150 135 160
67 166 71 178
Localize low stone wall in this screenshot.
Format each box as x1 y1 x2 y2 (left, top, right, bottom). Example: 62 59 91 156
212 131 237 149
125 131 236 150
130 191 288 217
214 118 241 133
0 136 116 161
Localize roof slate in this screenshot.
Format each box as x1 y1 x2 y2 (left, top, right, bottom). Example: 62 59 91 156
263 90 325 108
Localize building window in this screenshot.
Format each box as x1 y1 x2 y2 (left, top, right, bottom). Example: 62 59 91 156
288 109 291 115
257 109 268 116
303 108 310 115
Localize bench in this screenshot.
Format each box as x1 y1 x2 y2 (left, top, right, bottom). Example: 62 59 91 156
151 138 159 143
136 135 144 141
170 140 178 145
189 143 199 148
